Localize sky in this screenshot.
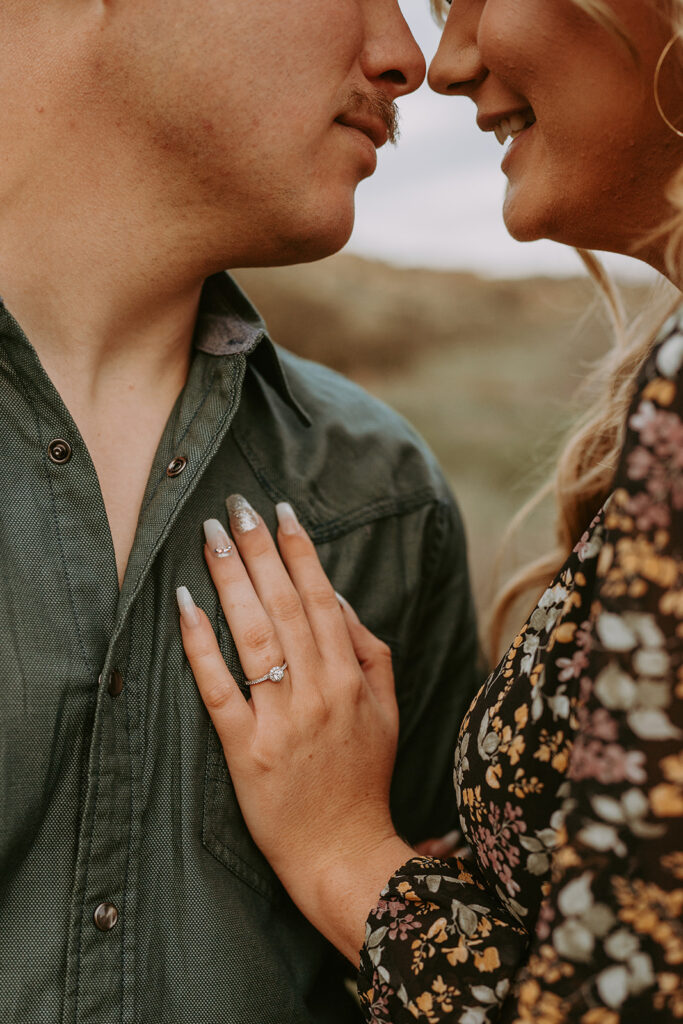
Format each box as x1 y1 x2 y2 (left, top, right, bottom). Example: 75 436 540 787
345 0 655 282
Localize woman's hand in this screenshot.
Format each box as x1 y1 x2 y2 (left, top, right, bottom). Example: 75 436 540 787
176 495 414 964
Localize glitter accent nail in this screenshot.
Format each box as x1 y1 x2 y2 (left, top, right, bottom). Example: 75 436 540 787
225 494 259 533
203 518 233 557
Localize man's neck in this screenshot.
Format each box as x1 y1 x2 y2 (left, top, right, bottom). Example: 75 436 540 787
0 194 218 587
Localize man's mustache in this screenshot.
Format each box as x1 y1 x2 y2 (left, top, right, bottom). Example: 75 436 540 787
343 88 401 145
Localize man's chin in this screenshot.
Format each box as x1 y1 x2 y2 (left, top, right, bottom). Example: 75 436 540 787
245 209 356 269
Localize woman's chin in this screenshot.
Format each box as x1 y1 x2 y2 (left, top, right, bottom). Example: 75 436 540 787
501 184 567 245
502 199 547 243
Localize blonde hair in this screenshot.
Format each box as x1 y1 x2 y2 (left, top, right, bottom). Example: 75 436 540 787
429 0 683 658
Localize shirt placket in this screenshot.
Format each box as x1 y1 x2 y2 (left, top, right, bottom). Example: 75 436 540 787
60 350 248 1024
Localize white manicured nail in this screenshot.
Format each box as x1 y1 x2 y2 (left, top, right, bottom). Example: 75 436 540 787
176 585 200 627
275 502 300 535
203 518 233 557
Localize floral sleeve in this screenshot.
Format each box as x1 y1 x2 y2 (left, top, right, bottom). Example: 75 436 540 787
357 854 529 1022
508 319 683 1021
357 313 683 1023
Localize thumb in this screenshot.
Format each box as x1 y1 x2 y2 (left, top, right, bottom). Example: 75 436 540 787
335 592 397 709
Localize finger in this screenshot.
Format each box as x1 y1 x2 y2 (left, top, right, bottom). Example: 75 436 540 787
273 502 358 665
335 592 396 709
223 497 325 679
176 586 254 747
201 518 290 698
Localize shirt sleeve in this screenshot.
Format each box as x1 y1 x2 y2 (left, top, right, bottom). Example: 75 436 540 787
358 320 683 1022
357 854 529 1022
503 324 683 1021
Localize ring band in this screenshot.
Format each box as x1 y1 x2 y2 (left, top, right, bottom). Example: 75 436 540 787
245 661 288 687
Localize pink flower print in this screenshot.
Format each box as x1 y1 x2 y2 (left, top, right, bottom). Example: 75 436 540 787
556 647 590 682
624 489 671 532
536 899 556 942
627 444 655 483
387 914 421 941
569 736 647 785
588 707 619 742
375 898 407 920
498 861 522 899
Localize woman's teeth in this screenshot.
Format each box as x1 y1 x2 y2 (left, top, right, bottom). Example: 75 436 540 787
493 111 536 146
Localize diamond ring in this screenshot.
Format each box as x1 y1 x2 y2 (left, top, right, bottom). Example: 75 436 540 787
245 661 288 687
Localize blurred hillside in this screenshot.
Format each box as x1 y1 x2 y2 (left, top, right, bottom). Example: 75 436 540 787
234 254 656 648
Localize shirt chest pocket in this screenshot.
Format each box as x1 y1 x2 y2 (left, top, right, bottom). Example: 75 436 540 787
201 623 284 902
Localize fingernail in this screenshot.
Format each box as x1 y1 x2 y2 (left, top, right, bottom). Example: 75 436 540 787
203 518 233 557
275 501 300 535
176 585 200 627
225 494 259 533
335 591 360 622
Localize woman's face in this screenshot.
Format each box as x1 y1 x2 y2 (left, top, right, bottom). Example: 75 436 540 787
428 0 682 264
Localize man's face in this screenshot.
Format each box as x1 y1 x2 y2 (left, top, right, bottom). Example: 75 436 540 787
88 0 425 268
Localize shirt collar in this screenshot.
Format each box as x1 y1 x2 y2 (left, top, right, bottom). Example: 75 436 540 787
195 272 311 427
0 271 312 428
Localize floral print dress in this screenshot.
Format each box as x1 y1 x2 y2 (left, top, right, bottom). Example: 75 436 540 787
357 311 683 1023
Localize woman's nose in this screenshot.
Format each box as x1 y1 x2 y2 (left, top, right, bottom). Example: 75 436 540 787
428 2 487 97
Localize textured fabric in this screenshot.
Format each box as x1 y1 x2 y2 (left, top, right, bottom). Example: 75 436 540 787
358 310 683 1022
0 273 480 1024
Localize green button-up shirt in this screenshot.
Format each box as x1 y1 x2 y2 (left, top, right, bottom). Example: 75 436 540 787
0 273 480 1024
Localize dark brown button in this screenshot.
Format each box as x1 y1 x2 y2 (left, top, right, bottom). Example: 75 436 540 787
166 455 187 478
108 670 123 697
47 439 72 464
93 902 118 931
98 670 124 697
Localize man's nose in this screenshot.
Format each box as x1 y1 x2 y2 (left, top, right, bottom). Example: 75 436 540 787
428 2 487 97
361 0 427 98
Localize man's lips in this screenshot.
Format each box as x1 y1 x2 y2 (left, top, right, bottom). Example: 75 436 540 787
334 115 388 149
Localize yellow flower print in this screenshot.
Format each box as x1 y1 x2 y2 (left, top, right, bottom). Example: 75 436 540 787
473 945 501 972
486 763 503 789
661 851 683 880
660 588 683 618
414 989 438 1022
515 703 529 729
551 746 570 774
643 376 676 406
397 880 420 903
444 937 469 966
581 1009 620 1024
653 972 683 1017
552 621 578 645
517 978 567 1024
527 945 575 985
650 783 683 817
628 577 649 599
662 751 683 784
508 768 544 799
614 878 683 963
426 918 449 943
616 536 678 589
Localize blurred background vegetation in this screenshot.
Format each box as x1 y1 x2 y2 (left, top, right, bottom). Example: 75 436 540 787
235 255 652 651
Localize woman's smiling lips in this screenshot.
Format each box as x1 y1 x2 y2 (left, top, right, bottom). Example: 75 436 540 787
477 106 537 144
476 106 537 171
